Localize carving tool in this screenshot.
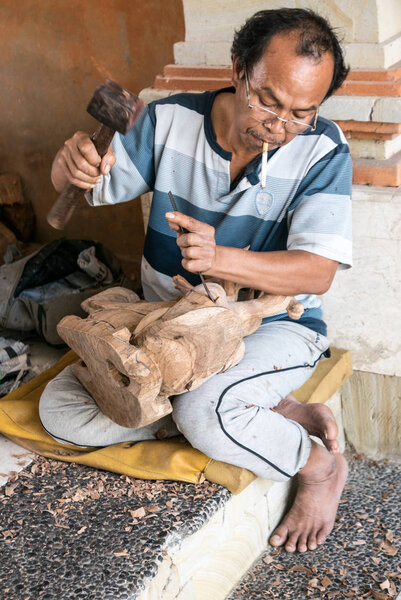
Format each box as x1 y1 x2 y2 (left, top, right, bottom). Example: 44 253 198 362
168 191 215 303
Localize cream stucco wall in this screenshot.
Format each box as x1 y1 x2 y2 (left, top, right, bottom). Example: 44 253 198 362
175 0 401 69
322 185 401 378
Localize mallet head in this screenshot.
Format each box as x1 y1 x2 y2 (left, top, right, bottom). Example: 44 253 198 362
86 79 145 134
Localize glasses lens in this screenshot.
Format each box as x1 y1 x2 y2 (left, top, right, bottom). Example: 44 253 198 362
250 108 311 133
285 121 311 134
249 106 276 123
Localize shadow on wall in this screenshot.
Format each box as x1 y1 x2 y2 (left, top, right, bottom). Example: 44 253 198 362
0 0 185 278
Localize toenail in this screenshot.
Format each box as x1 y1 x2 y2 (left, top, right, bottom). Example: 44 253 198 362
270 535 281 545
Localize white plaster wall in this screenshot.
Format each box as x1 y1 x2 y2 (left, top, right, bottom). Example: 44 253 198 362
175 0 401 69
320 96 401 124
377 0 401 43
344 32 401 69
312 0 400 44
182 0 290 43
347 135 401 160
301 0 377 44
322 185 401 377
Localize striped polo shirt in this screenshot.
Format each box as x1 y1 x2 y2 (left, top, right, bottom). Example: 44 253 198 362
89 87 352 335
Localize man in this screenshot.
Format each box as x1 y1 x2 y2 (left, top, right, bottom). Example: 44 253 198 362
42 8 352 553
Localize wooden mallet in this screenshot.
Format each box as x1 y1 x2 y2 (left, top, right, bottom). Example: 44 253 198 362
47 79 145 230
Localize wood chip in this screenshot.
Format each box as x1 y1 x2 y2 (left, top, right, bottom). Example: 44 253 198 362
379 579 390 591
129 507 146 519
385 530 394 543
288 565 314 577
114 549 129 558
370 589 392 600
4 483 18 497
321 576 332 587
378 540 398 557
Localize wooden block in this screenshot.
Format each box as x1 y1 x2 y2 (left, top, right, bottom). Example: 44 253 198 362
0 173 25 205
342 371 401 460
0 222 17 261
0 173 35 241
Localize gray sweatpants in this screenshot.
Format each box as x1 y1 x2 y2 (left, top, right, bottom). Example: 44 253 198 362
39 321 329 482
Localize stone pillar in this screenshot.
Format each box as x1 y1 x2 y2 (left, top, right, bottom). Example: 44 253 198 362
139 0 401 458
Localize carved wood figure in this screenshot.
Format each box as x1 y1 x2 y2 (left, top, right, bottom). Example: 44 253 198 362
57 277 304 429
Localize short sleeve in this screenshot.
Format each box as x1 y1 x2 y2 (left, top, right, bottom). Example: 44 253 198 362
87 104 156 207
286 144 352 269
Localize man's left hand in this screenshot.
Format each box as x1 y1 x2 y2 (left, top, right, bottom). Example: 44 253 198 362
165 211 216 274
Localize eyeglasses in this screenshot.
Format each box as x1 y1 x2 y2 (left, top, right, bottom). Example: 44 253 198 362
244 70 317 134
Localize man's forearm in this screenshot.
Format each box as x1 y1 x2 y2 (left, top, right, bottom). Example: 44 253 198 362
51 149 69 193
207 246 338 296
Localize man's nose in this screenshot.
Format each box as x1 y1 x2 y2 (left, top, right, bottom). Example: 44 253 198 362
264 117 286 134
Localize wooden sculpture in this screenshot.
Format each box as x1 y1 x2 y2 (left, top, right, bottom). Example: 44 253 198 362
57 277 304 428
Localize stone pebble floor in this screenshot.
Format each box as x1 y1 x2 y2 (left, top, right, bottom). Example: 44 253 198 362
0 452 400 600
228 453 401 600
0 455 229 600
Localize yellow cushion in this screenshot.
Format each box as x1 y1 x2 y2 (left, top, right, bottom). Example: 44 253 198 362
0 348 352 494
293 347 353 404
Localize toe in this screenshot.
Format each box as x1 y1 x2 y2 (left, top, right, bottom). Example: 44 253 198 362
307 532 318 550
297 534 308 553
325 438 340 454
269 534 283 547
285 531 300 553
269 524 289 547
316 528 328 545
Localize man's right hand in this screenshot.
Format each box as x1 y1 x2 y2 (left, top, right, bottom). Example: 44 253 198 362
51 131 116 193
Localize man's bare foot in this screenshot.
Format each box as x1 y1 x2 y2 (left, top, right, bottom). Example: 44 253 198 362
269 441 348 553
273 393 340 453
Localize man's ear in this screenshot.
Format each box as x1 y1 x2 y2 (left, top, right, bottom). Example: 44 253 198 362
232 56 245 89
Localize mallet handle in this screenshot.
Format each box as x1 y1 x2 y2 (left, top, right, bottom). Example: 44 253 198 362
47 124 114 230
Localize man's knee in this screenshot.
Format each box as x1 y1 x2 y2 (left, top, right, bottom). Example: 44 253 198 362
38 366 97 446
38 378 65 441
172 395 201 443
172 393 223 456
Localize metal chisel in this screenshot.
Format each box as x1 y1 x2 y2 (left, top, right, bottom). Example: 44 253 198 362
168 191 215 303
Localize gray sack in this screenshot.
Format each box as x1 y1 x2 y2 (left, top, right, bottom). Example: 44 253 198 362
0 239 130 346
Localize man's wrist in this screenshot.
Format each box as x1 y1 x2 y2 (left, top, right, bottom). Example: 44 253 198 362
205 245 230 279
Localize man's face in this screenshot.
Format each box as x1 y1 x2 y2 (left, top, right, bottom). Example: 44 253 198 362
232 31 335 153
